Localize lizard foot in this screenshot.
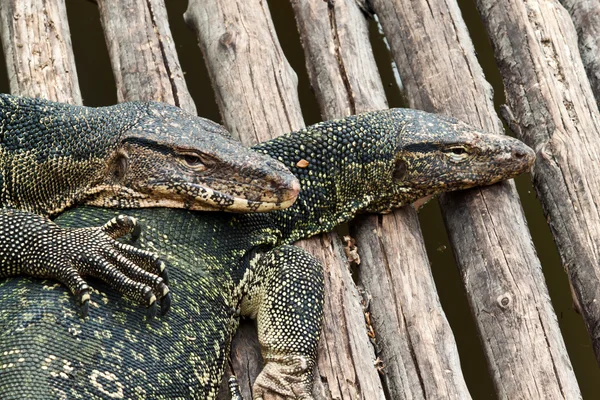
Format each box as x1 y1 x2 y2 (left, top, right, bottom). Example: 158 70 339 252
252 354 314 400
15 213 170 317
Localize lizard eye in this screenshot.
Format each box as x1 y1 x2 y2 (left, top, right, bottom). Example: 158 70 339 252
443 146 469 162
180 153 207 171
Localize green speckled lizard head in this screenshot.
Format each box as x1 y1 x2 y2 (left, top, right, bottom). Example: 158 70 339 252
253 108 535 242
366 109 535 212
86 102 300 213
0 95 299 215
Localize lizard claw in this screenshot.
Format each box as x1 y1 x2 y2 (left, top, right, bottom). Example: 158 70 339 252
160 290 171 316
8 210 171 317
146 300 158 320
77 285 91 318
79 298 90 319
144 287 157 320
159 263 169 286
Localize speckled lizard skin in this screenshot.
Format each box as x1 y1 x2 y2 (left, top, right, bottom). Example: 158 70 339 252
0 94 299 318
0 108 534 399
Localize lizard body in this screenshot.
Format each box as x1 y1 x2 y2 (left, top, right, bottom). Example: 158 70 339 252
0 94 299 316
0 108 534 399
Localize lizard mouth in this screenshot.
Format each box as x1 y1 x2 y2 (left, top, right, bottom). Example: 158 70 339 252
143 179 301 212
82 177 300 212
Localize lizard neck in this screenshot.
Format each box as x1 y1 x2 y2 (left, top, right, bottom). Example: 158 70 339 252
252 114 398 243
0 95 142 215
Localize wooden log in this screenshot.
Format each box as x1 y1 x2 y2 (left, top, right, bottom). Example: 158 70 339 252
369 0 581 398
560 0 600 104
475 0 600 371
184 1 386 398
0 0 81 103
290 0 471 398
96 0 196 114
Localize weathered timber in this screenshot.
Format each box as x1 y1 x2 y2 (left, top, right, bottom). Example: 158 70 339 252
96 0 196 114
184 0 386 398
0 0 81 103
369 0 580 398
290 0 471 398
560 0 600 104
476 0 600 371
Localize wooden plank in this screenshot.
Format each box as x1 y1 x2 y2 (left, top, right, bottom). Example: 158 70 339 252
184 1 387 398
475 0 600 372
96 0 196 114
290 0 471 398
560 0 600 103
369 0 581 398
0 0 81 103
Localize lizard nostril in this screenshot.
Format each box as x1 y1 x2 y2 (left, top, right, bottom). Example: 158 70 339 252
513 149 527 159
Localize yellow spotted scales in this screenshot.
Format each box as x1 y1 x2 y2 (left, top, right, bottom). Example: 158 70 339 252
0 108 534 398
0 94 299 318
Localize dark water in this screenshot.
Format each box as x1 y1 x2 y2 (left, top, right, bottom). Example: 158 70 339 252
0 0 593 398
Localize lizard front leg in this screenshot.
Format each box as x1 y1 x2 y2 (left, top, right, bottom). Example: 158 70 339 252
240 245 324 399
0 209 169 317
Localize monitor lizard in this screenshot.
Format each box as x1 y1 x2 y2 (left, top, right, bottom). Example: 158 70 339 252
0 108 534 399
0 94 299 319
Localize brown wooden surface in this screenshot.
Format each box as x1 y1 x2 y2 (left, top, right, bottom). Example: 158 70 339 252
96 0 195 114
185 1 388 398
476 0 600 374
0 0 81 103
561 0 600 104
290 0 471 398
369 0 580 398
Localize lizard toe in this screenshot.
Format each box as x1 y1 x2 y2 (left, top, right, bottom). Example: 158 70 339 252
112 241 164 276
101 215 138 240
252 355 314 400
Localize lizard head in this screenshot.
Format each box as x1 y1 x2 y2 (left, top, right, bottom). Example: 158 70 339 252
368 109 535 211
88 103 300 212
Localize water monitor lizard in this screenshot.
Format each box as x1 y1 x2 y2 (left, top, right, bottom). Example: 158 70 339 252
0 108 534 399
0 94 299 319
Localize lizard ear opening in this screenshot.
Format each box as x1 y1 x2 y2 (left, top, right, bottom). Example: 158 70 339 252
393 159 408 181
111 151 129 182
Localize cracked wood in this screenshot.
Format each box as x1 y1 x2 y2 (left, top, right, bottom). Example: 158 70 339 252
476 0 600 374
290 0 471 398
369 0 580 398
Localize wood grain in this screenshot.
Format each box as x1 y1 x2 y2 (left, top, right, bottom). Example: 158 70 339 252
561 0 600 104
476 0 600 373
0 0 81 103
369 0 580 397
96 0 196 113
291 0 471 398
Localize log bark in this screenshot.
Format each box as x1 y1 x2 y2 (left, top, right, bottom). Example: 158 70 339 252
560 0 600 104
290 0 471 398
0 0 81 103
184 1 386 398
369 0 581 398
96 0 196 114
475 0 600 372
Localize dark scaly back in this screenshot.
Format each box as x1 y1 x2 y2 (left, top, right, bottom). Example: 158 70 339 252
0 205 269 399
0 94 144 215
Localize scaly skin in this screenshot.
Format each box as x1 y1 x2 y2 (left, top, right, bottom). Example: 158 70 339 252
0 94 299 317
0 109 534 399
